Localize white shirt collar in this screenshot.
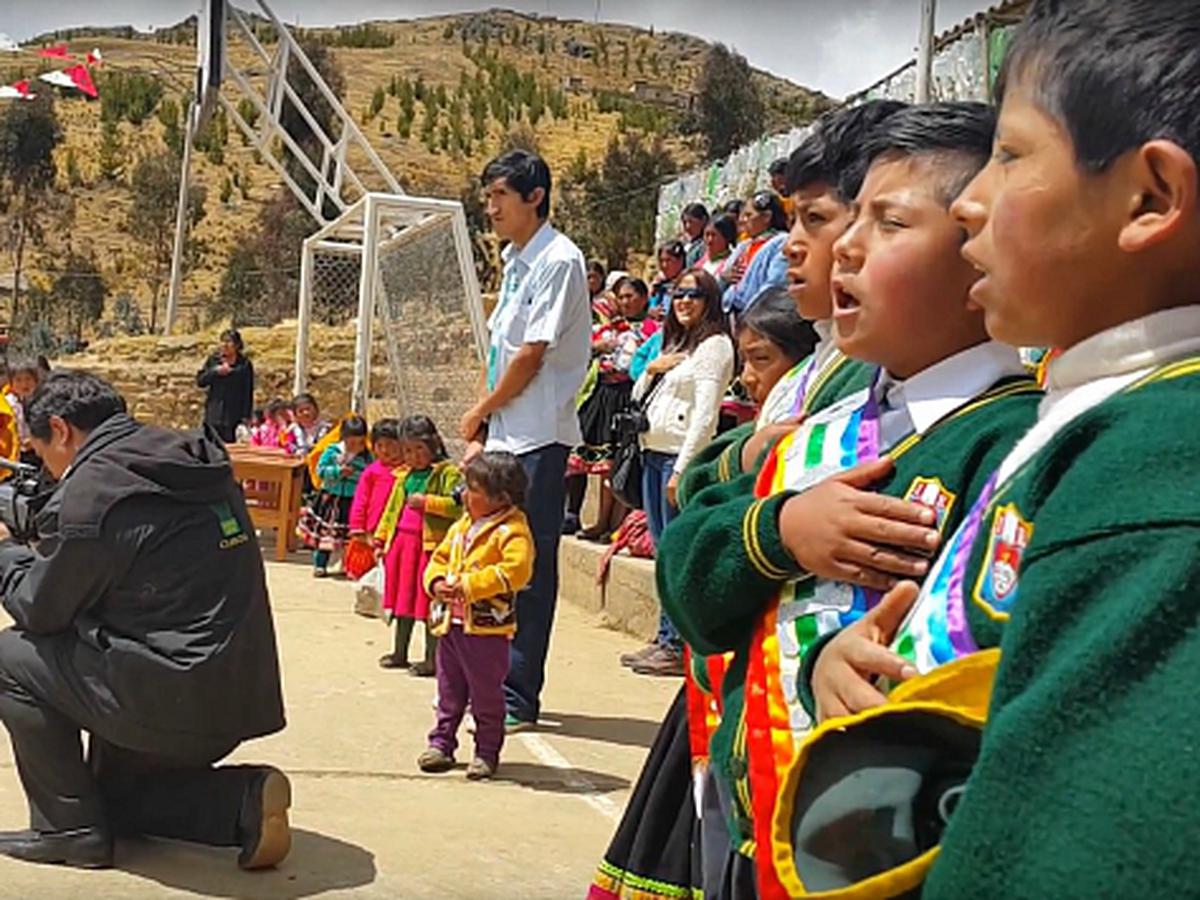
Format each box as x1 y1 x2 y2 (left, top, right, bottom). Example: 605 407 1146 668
501 220 556 268
1046 305 1200 393
877 340 1027 435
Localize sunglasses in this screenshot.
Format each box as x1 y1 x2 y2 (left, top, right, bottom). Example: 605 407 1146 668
672 288 706 302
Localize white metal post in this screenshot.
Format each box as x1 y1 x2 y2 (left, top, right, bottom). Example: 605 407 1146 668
164 100 197 335
350 196 379 414
916 0 937 103
294 238 315 396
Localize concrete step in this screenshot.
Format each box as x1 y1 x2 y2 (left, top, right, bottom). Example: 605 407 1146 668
558 535 659 642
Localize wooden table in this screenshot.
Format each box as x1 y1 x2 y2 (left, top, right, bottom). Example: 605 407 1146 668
227 445 308 562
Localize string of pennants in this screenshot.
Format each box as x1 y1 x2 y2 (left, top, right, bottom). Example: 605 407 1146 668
0 33 103 101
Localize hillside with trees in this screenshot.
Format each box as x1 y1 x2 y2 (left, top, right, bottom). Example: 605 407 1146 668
0 10 833 352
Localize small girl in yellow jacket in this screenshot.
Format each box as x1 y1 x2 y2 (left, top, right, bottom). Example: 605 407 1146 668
417 452 534 781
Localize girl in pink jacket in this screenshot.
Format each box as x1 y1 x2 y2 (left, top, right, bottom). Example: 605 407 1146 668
346 419 404 579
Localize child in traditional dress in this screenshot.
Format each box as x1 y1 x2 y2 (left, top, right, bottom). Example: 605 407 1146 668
418 451 534 781
797 4 1200 895
251 398 291 450
6 359 41 465
346 418 403 583
374 416 462 674
299 414 370 578
287 392 332 458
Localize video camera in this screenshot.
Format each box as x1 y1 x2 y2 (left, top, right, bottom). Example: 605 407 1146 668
0 459 44 543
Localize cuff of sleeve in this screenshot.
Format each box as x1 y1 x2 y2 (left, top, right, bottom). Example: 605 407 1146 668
740 491 802 581
798 628 840 718
719 433 750 483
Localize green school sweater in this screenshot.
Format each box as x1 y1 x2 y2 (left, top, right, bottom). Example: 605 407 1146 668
923 360 1200 898
675 355 876 510
660 376 1042 851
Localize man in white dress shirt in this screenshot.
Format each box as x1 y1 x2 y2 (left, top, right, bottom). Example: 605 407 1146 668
460 151 590 731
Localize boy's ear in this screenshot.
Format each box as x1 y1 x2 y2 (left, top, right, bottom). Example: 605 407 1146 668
1118 140 1198 253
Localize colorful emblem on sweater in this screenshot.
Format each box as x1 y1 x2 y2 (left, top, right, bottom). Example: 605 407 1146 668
974 502 1033 616
903 476 957 536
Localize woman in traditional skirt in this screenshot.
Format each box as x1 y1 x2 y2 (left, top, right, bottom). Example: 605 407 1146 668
572 276 658 542
298 414 371 578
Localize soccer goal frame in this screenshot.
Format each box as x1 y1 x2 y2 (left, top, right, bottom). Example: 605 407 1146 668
294 193 488 414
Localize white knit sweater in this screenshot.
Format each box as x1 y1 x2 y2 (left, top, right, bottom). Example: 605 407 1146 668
633 333 735 474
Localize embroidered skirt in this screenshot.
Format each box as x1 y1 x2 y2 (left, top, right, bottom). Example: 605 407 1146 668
570 379 634 477
297 490 352 553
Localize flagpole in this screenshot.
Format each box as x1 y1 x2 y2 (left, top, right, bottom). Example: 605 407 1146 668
164 99 197 336
916 0 937 102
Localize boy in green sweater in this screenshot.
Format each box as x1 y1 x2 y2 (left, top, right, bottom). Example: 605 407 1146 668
674 102 907 511
663 103 1044 897
798 2 1200 896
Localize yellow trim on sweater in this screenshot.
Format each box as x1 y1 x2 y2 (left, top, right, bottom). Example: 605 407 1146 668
742 499 791 580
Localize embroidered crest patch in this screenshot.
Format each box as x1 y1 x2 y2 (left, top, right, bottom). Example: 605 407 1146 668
903 476 957 534
973 502 1033 617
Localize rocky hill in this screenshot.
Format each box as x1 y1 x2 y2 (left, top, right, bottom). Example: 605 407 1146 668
2 9 831 341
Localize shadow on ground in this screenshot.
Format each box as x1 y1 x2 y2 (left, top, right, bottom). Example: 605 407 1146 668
495 761 629 794
536 709 667 749
115 828 376 899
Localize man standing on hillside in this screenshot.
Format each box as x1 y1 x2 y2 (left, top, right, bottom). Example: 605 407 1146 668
460 150 590 732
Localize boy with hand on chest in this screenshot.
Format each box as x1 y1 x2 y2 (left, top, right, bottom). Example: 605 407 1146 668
662 102 1044 898
804 2 1200 895
675 101 906 509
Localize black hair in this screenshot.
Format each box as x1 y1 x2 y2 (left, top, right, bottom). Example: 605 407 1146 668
707 213 739 248
465 451 528 508
861 102 997 206
26 370 126 441
768 158 789 178
614 276 650 299
399 414 448 461
341 414 368 439
292 392 319 411
658 240 686 262
738 288 819 365
662 268 730 354
749 190 790 232
481 150 552 219
682 202 710 223
8 358 41 381
786 100 908 201
722 199 744 218
998 0 1200 174
264 397 289 417
587 259 606 281
219 328 244 353
370 417 402 444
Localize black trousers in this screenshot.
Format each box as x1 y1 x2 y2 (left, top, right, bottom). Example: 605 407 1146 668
0 628 256 845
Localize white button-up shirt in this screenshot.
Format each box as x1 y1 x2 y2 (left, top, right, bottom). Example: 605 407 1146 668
485 221 591 455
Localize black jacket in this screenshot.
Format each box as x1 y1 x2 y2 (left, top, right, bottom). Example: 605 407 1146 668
0 415 285 752
196 353 254 441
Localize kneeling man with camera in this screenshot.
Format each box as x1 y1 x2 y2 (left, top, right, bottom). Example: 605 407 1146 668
0 371 289 870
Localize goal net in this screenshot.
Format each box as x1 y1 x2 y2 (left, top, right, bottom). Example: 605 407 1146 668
296 194 486 459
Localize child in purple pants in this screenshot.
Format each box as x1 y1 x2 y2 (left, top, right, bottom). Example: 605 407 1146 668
417 452 534 781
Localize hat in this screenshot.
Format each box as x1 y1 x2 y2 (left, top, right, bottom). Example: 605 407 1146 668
768 649 999 898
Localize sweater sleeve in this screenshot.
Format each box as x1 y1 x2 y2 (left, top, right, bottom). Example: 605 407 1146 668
347 465 375 533
927 524 1200 898
657 471 803 655
674 336 734 474
460 523 535 605
316 445 343 485
676 421 755 510
423 466 463 521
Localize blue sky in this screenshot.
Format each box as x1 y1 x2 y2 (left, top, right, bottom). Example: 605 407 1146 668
4 0 986 98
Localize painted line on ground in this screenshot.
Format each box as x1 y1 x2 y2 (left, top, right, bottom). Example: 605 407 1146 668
517 731 623 824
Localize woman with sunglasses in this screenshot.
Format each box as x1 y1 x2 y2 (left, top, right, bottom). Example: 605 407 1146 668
626 269 734 677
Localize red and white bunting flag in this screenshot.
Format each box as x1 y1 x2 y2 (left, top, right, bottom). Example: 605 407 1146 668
86 48 103 67
37 44 72 60
0 80 35 101
40 64 98 98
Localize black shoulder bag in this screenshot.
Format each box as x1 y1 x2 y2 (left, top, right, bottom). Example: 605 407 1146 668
609 374 665 510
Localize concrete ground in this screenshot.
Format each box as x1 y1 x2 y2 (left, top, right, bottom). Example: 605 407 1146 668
0 557 678 899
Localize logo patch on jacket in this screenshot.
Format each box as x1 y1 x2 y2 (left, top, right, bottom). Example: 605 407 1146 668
903 476 956 535
973 502 1033 617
